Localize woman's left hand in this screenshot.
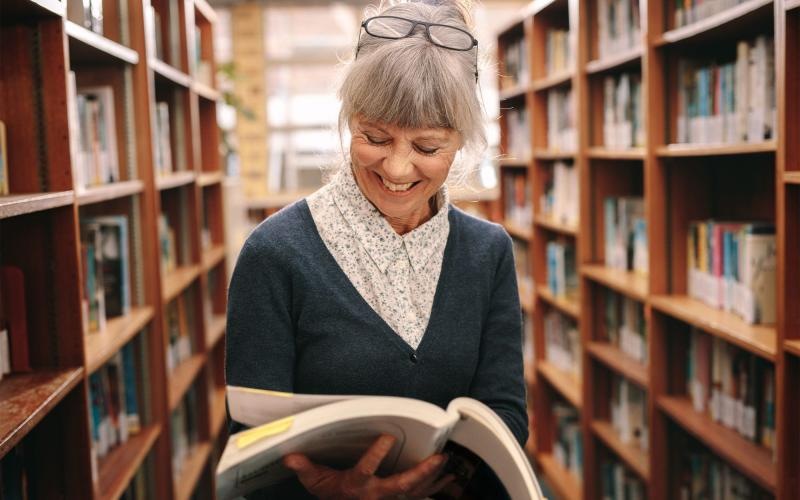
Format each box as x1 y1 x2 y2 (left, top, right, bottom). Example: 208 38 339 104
282 434 454 499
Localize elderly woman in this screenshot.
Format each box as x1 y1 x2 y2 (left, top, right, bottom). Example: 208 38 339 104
226 1 527 498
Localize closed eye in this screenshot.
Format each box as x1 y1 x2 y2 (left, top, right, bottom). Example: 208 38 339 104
365 134 390 145
415 144 439 155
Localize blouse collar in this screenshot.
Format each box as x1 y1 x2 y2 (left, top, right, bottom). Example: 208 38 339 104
330 166 450 274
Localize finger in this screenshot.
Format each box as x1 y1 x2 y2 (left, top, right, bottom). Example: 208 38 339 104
380 453 447 496
405 455 449 496
353 434 397 480
282 454 326 489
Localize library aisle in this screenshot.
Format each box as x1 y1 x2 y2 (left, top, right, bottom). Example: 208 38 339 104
497 0 799 498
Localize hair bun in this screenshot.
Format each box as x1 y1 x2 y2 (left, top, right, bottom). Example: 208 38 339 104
416 0 474 27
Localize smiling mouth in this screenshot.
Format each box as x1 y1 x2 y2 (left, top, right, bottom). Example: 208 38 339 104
377 173 420 193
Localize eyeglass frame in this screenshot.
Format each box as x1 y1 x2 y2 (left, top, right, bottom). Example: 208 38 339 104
355 15 479 83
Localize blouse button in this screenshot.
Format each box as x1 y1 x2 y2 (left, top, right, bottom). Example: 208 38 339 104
410 352 418 364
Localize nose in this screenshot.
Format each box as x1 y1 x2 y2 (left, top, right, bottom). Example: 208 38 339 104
382 146 414 181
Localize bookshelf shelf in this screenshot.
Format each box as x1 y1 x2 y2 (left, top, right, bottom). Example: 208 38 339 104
96 424 161 500
197 171 224 187
532 70 573 92
2 0 64 19
76 180 145 206
85 306 155 374
537 285 580 319
206 315 226 350
654 0 774 47
65 22 139 65
194 0 218 23
499 83 531 101
150 58 192 88
503 220 533 240
788 0 800 11
210 386 227 436
168 354 206 412
585 47 642 75
201 244 226 272
0 368 84 456
649 295 777 360
533 148 576 160
658 396 777 492
162 265 201 304
534 214 578 236
656 141 777 157
531 0 566 15
591 420 649 481
173 441 212 500
581 265 648 302
786 340 800 357
498 158 532 168
785 172 800 184
537 452 582 500
587 342 648 388
192 81 220 102
0 191 75 219
586 147 645 161
538 360 582 409
156 171 196 191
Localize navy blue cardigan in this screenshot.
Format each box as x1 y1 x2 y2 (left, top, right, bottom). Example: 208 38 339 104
225 199 528 446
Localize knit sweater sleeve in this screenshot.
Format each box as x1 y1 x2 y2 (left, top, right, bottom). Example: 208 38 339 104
225 224 296 430
468 229 529 447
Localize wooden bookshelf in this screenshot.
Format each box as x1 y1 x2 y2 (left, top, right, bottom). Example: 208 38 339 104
659 396 777 492
0 0 228 497
503 220 533 240
496 0 794 497
590 420 649 481
533 213 579 235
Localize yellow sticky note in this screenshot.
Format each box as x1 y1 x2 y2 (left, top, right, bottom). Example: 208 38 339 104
236 416 294 449
235 386 294 398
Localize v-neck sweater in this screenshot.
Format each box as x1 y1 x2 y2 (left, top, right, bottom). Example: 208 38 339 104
225 199 528 448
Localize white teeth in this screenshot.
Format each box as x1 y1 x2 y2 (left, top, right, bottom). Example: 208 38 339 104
381 177 414 192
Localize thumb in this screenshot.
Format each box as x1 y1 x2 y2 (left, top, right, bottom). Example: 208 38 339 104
282 453 313 472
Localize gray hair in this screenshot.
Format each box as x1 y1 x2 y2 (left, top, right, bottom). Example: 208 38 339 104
337 0 486 181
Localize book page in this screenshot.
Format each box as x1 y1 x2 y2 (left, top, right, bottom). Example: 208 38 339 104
227 385 359 427
444 398 544 499
217 397 457 500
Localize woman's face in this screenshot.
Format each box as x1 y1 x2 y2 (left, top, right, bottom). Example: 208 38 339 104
349 115 461 233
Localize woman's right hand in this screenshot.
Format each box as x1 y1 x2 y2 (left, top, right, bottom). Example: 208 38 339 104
282 434 454 499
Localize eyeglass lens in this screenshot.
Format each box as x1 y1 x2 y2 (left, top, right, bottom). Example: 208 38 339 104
365 17 474 51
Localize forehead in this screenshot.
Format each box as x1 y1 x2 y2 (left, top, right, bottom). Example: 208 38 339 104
358 118 455 140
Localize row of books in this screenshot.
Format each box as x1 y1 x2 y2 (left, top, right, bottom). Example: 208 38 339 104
67 0 104 34
80 216 132 335
677 436 773 499
68 73 121 191
547 87 576 151
171 386 200 482
512 238 533 296
504 106 531 160
610 374 649 451
0 266 30 381
119 465 152 500
602 72 644 150
604 289 648 365
600 456 645 500
674 0 752 29
675 34 775 145
604 197 647 276
544 310 581 379
165 295 195 373
503 170 533 229
687 220 776 325
193 27 214 87
501 36 529 90
545 28 572 76
685 329 776 453
540 161 578 228
154 102 175 178
596 0 641 61
159 214 179 274
88 342 142 464
546 238 578 299
150 0 183 67
552 402 583 478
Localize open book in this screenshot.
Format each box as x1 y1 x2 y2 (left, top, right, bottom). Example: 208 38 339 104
217 386 544 499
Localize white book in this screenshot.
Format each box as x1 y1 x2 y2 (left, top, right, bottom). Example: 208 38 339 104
218 387 544 500
77 86 120 185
